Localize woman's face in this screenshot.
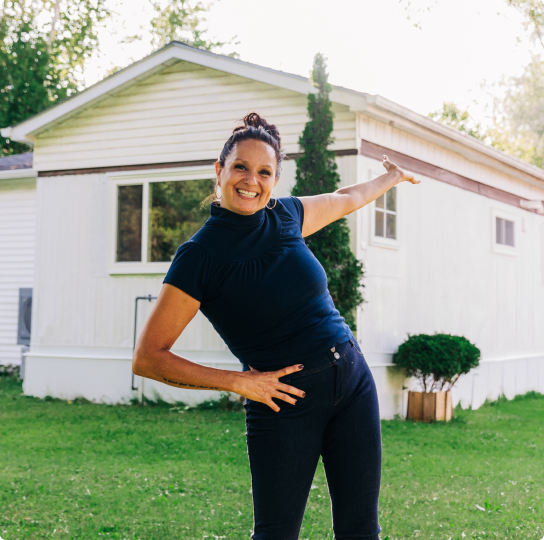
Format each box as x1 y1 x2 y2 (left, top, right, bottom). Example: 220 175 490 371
215 138 279 215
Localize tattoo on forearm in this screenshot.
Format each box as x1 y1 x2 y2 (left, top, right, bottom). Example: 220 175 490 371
163 377 219 390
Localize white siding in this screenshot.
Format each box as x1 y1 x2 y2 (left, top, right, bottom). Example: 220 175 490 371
356 155 544 416
34 61 357 171
0 178 37 365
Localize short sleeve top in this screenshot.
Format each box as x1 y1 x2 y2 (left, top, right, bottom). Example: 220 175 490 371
163 196 353 371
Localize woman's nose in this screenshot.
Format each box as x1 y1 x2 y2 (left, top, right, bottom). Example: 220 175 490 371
245 173 258 185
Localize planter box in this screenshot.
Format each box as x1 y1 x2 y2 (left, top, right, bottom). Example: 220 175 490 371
407 391 453 422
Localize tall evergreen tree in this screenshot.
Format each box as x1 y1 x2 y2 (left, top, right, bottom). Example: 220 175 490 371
292 53 364 330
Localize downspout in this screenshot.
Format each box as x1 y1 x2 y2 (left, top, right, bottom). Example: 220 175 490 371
132 295 158 403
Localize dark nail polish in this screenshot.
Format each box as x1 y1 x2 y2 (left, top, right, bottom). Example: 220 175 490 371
302 392 306 397
298 364 304 369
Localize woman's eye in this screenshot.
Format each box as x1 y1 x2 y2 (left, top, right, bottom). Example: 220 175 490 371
260 170 271 176
234 164 246 170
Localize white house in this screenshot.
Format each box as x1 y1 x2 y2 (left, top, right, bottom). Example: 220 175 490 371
2 42 544 418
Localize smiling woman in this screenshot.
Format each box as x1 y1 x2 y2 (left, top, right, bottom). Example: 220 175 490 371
132 111 419 540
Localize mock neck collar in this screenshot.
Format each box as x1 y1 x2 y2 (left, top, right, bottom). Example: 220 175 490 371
209 202 266 230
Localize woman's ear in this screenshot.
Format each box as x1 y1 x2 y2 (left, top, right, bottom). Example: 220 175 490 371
215 161 222 187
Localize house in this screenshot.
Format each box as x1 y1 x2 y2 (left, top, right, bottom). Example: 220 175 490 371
2 42 544 418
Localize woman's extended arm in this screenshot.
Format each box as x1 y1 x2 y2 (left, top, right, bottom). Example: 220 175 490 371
299 155 420 238
132 283 306 412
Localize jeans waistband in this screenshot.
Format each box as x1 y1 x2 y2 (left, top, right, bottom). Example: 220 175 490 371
281 337 356 379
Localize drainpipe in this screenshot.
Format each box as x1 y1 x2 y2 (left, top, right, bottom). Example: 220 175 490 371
131 295 157 403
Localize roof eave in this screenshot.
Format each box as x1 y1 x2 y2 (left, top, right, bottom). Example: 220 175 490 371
361 95 544 187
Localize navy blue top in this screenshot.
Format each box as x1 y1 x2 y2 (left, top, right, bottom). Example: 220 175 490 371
163 196 353 371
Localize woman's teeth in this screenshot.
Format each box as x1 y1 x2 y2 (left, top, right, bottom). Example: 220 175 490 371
237 189 258 198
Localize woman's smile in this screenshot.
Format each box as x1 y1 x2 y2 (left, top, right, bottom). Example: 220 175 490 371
236 188 259 199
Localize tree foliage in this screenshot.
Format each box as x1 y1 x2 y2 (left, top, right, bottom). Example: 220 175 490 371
507 0 544 48
292 53 364 331
150 0 236 53
429 100 543 168
393 333 480 393
0 0 109 155
1 0 236 157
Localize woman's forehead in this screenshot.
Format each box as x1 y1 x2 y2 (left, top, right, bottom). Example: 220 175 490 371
229 139 277 164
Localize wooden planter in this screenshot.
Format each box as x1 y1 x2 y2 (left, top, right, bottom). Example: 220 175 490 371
407 391 453 422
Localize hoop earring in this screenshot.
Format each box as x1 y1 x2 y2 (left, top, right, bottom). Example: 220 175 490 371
215 185 222 200
266 194 277 210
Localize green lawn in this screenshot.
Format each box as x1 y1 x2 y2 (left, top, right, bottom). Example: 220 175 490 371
1 376 543 540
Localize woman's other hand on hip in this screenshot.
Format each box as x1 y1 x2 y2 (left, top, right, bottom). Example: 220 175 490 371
238 364 306 412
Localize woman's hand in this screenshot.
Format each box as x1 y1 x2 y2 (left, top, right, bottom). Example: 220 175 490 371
238 364 307 412
382 154 421 185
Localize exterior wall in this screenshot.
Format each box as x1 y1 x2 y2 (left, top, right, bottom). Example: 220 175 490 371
33 61 356 171
355 153 544 418
0 177 37 365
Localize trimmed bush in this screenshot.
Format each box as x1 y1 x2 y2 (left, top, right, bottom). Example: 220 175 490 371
393 333 480 392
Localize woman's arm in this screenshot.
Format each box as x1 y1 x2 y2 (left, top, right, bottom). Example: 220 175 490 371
299 155 421 238
132 283 306 412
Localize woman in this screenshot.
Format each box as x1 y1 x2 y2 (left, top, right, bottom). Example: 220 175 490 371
133 112 419 540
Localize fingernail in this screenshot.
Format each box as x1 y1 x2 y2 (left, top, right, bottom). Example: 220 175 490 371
298 364 304 369
302 392 306 397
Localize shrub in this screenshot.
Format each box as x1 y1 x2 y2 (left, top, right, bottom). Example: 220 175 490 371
393 333 480 392
0 364 20 379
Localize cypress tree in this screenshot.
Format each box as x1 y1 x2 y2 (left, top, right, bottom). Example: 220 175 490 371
292 53 364 330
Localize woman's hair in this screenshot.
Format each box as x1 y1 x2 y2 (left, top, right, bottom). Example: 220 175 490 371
203 113 284 207
218 112 284 176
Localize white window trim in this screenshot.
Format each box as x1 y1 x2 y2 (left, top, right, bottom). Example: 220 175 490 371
491 207 517 257
108 165 216 275
368 170 400 250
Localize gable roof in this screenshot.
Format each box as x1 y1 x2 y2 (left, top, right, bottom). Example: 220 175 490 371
2 41 544 184
1 41 366 143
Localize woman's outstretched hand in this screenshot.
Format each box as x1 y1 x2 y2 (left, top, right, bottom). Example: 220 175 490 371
239 364 307 412
382 155 421 184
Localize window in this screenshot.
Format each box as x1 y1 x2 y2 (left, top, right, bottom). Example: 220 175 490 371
110 167 215 273
496 217 514 247
491 209 517 256
370 178 399 249
374 187 397 240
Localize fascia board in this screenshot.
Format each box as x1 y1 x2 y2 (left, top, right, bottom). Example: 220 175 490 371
364 95 544 187
0 168 37 180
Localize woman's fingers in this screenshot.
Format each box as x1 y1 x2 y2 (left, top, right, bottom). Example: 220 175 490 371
272 391 297 405
266 399 281 413
277 382 306 398
275 363 304 378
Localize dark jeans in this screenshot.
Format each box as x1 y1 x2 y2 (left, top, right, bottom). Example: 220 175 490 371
244 339 382 540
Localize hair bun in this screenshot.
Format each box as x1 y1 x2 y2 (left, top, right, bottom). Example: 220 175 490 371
242 112 280 141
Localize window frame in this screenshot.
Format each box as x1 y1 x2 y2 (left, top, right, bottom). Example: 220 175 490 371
491 207 517 257
368 170 400 250
108 166 216 275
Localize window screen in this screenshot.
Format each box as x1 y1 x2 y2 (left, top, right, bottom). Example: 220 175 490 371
496 217 514 247
374 186 397 240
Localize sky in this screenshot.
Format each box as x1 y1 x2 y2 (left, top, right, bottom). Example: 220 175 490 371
85 0 538 124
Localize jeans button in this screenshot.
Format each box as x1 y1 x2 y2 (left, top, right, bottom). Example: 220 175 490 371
334 352 340 360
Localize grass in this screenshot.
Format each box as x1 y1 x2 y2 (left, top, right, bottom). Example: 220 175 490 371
0 376 543 540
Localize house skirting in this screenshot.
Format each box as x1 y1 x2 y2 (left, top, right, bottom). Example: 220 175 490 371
21 350 544 418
